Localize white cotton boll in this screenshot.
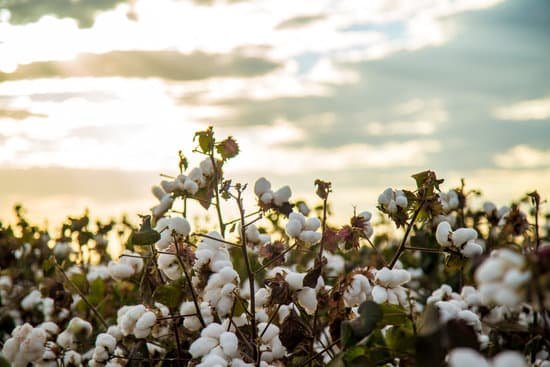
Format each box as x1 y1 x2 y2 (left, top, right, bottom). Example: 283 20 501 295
133 327 150 339
163 264 181 280
108 262 134 280
286 272 305 291
260 191 274 204
188 167 203 181
289 212 306 226
219 332 239 357
256 309 269 323
387 200 398 214
160 180 177 193
386 289 399 305
183 178 199 194
255 288 270 308
189 336 219 358
217 296 234 316
246 224 261 243
436 222 453 247
285 220 303 238
63 351 81 366
483 202 497 215
202 323 225 339
232 358 254 367
393 287 408 306
475 259 504 283
452 228 478 247
152 186 165 201
200 158 215 176
56 330 75 349
152 194 174 218
494 288 520 307
254 177 271 196
395 194 408 208
498 249 525 268
358 211 372 221
461 241 483 258
38 322 59 337
273 186 292 206
155 233 171 251
372 285 388 304
304 217 321 231
298 287 318 315
447 348 490 367
378 188 393 206
198 354 228 367
503 269 530 288
96 333 117 352
170 217 191 237
375 268 394 287
492 351 527 367
258 323 279 344
136 311 156 330
221 283 236 297
458 310 481 332
219 266 239 283
259 234 271 245
68 317 92 336
388 269 410 287
21 290 42 310
211 259 233 273
127 305 146 321
299 230 319 244
107 326 122 341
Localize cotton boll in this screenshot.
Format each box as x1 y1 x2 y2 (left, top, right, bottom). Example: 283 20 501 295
436 222 453 247
297 287 318 315
183 178 199 194
21 290 42 310
68 317 92 337
258 323 279 344
452 228 478 247
38 322 59 338
107 326 123 341
219 332 239 357
260 191 274 204
461 241 483 258
492 351 527 367
372 285 388 304
458 310 481 332
108 262 134 281
304 217 321 231
483 202 497 215
96 333 117 352
63 351 82 366
299 230 321 244
395 194 408 208
136 311 156 330
221 283 236 297
189 336 219 358
494 288 520 307
447 348 490 367
133 327 151 339
202 323 225 339
388 269 410 287
273 186 292 206
245 224 261 243
375 268 393 287
286 272 305 291
198 354 228 367
200 158 215 176
358 211 372 221
503 270 530 288
378 188 393 206
160 180 177 193
387 201 398 214
56 330 75 349
170 217 191 237
152 186 165 201
255 288 270 308
475 260 504 283
254 177 271 196
285 220 302 238
152 194 174 218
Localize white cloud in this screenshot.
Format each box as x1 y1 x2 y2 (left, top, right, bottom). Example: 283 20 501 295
492 97 550 121
494 145 550 168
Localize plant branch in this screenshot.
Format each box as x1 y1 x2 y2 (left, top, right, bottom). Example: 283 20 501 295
389 199 425 269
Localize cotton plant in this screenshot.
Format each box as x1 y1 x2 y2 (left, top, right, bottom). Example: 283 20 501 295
116 304 157 339
153 216 191 250
188 323 240 366
378 188 408 214
475 249 531 308
343 272 373 307
158 158 216 198
243 223 271 247
1 323 47 367
180 301 214 331
56 317 93 351
371 267 410 307
257 322 286 363
284 212 322 244
204 266 240 317
108 250 144 280
439 189 460 212
254 177 292 207
436 221 484 258
193 231 232 274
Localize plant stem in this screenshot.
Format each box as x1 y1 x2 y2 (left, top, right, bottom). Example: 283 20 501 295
389 200 425 269
237 189 258 365
254 242 297 274
210 153 225 237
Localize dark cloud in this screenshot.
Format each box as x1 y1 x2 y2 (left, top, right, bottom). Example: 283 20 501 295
0 50 280 81
1 0 128 28
276 14 325 30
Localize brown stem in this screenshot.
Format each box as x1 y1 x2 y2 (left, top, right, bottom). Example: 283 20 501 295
389 200 425 269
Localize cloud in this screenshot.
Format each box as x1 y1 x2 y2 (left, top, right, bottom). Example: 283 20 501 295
494 145 550 168
0 50 280 81
276 14 325 30
492 97 550 121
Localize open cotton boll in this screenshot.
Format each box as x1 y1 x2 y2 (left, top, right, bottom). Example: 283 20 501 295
452 228 478 247
63 351 82 366
255 178 272 197
297 287 318 314
447 348 489 367
136 311 156 330
152 186 165 201
180 301 213 331
245 224 261 243
200 158 215 176
395 191 408 208
108 262 133 280
372 285 388 303
483 202 497 215
258 323 279 344
378 188 393 206
285 219 303 238
304 217 321 231
461 241 483 258
197 354 228 367
96 333 117 352
160 180 177 193
68 317 92 336
286 272 305 291
436 221 453 247
21 290 42 310
169 217 191 237
183 178 199 194
260 191 274 204
189 336 219 358
273 186 291 206
219 332 239 357
344 274 372 307
299 230 322 244
492 351 527 367
152 194 174 218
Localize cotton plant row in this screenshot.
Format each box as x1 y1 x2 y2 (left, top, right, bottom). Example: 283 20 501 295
1 128 548 367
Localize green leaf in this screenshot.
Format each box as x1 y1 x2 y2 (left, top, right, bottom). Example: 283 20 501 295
194 127 214 153
233 297 248 317
384 325 415 352
445 253 466 270
88 278 105 305
341 301 382 347
379 303 409 326
69 273 89 294
43 255 56 276
153 284 183 309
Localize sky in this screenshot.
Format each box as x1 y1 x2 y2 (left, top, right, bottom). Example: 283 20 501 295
0 0 549 228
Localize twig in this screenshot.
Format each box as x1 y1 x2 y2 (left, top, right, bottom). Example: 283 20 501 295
389 199 425 269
